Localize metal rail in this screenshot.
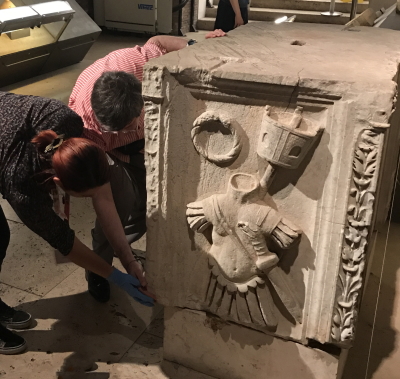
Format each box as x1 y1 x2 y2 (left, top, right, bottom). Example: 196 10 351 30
350 0 358 20
321 0 342 17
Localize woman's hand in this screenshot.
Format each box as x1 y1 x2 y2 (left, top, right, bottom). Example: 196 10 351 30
108 268 154 307
234 14 244 28
126 259 147 287
126 258 156 300
205 29 226 39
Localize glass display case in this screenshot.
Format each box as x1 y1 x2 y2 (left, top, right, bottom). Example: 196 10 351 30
0 0 101 88
0 1 74 56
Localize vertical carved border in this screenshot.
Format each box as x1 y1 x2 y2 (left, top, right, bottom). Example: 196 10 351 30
144 100 162 220
143 66 166 221
331 128 385 344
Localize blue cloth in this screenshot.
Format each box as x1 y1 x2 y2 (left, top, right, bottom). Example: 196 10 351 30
108 268 154 307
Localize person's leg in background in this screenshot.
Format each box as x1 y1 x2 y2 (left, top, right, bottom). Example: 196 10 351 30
240 5 249 25
0 205 30 354
88 154 147 302
214 0 236 32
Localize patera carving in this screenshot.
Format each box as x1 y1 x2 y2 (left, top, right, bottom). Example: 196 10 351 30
331 128 384 343
187 106 324 329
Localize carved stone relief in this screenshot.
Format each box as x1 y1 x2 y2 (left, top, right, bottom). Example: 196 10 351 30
187 173 303 328
187 105 324 329
331 128 384 344
191 111 242 165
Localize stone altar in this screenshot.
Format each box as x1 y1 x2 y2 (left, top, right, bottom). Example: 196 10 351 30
142 23 400 379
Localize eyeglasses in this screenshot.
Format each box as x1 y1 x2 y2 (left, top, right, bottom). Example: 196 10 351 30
101 128 137 135
99 119 138 134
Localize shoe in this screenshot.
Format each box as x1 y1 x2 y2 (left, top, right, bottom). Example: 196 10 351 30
0 324 27 355
0 300 32 329
86 271 110 303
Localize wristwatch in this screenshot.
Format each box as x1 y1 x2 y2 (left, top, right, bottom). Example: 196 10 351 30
187 39 197 46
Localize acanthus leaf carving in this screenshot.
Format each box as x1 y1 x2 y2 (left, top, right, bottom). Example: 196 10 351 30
331 128 383 344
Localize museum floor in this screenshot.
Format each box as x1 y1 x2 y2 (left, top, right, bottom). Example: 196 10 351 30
0 29 400 379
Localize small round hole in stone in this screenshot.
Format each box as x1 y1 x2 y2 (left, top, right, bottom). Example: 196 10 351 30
291 40 306 46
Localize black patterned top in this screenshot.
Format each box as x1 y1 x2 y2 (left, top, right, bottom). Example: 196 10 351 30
0 92 83 255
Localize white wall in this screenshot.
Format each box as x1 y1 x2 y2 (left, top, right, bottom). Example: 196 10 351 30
198 0 206 19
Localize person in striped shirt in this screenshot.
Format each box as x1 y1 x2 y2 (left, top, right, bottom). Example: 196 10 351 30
69 30 226 302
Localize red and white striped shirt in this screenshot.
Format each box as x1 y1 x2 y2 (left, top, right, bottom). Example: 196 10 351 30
69 41 167 162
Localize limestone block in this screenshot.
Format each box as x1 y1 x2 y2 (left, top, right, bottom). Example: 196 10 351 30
163 307 343 379
143 22 400 375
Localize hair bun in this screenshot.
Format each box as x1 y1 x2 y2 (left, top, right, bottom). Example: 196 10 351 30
32 130 58 155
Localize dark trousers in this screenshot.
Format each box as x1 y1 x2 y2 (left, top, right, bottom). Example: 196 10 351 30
214 1 248 33
0 205 10 336
91 153 147 264
0 206 10 272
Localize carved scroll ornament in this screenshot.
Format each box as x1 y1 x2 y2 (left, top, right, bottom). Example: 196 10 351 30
331 129 383 344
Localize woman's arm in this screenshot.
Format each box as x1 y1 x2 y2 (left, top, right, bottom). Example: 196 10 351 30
69 236 154 306
68 236 113 278
148 30 227 53
147 35 188 53
229 0 244 27
91 183 147 286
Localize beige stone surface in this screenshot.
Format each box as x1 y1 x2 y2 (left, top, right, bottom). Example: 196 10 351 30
143 22 400 379
1 221 77 296
164 307 340 379
0 29 211 379
110 332 215 379
343 223 400 379
0 267 163 377
143 21 400 352
161 360 217 379
145 308 164 338
2 217 399 379
0 197 96 296
0 283 40 309
1 24 400 379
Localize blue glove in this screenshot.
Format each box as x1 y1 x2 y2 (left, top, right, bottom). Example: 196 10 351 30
108 268 154 307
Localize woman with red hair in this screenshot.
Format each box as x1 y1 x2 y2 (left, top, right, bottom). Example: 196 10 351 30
0 91 153 355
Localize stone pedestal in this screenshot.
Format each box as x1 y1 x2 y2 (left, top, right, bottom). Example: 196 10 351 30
163 307 347 379
143 23 400 379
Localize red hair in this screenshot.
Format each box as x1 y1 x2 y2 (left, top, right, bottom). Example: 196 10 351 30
32 130 110 192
